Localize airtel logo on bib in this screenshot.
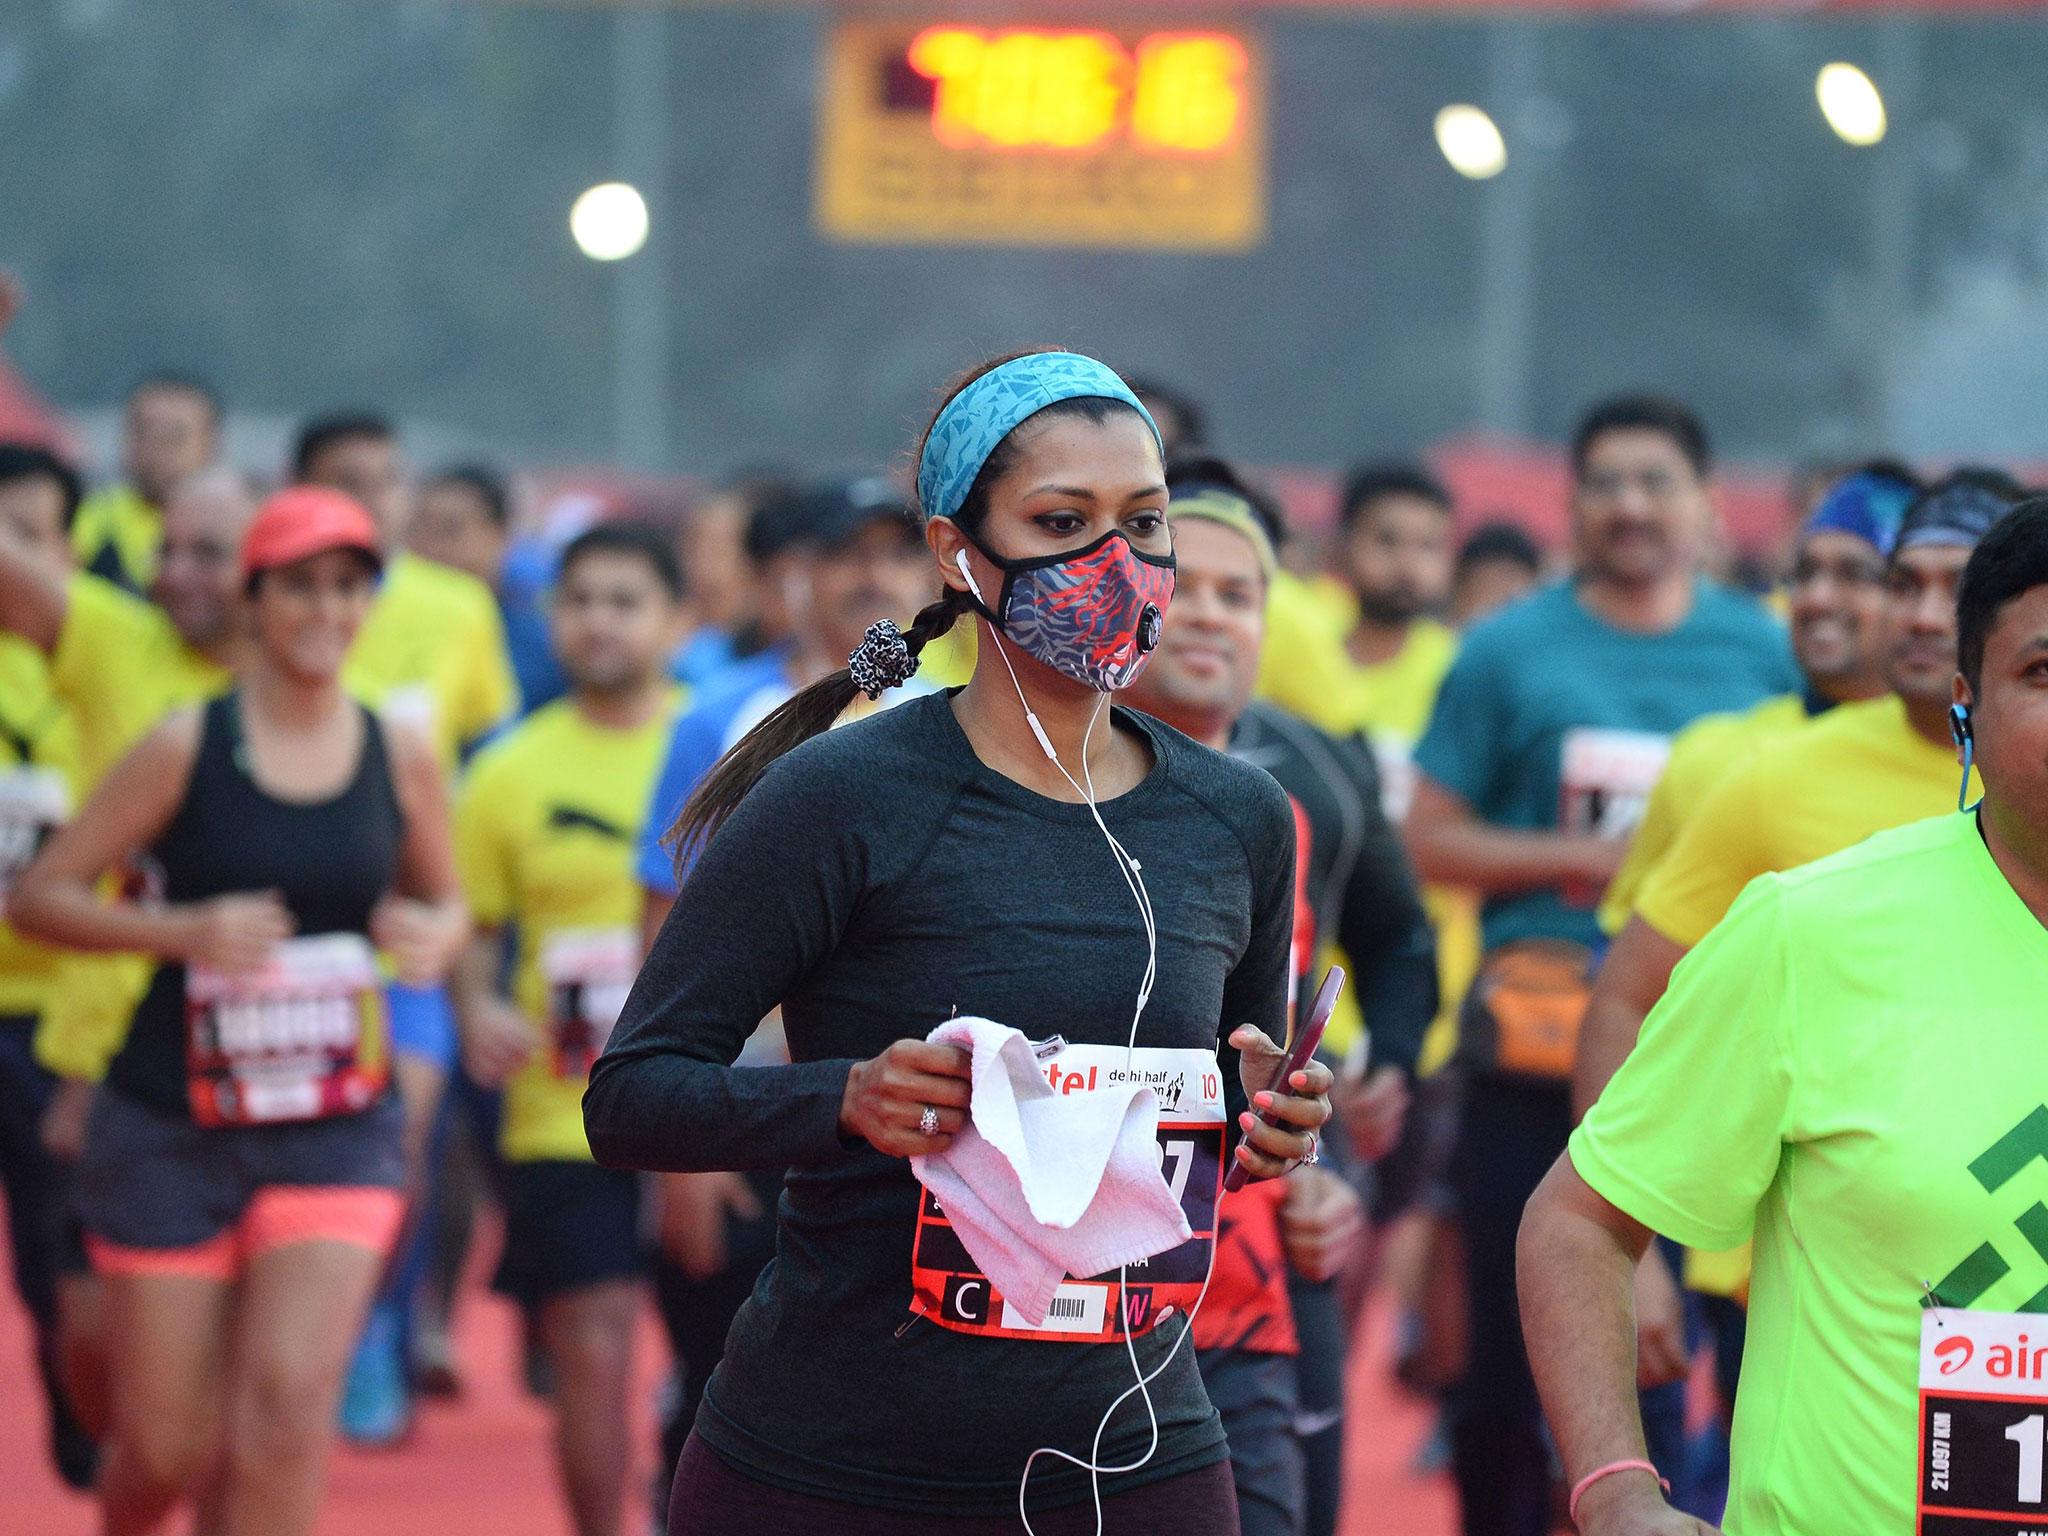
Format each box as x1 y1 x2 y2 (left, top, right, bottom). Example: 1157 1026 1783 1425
1934 1335 1974 1375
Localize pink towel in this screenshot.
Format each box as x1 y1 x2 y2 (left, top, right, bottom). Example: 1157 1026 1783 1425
910 1018 1192 1326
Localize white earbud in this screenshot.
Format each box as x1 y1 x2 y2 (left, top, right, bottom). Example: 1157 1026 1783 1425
954 547 986 602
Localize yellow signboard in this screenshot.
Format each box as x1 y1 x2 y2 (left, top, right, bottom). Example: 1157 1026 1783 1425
815 22 1267 251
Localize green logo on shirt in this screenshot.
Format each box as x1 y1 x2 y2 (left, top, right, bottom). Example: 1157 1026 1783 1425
1934 1107 2048 1312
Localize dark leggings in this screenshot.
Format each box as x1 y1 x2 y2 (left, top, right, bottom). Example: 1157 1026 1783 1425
669 1433 1242 1536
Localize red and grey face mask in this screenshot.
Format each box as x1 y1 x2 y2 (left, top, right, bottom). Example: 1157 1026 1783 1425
960 529 1176 693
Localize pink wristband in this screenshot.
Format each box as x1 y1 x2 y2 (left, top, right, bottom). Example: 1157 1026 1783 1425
1568 1460 1670 1528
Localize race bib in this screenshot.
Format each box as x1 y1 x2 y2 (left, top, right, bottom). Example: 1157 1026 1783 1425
1369 734 1419 824
540 927 637 1080
1558 727 1670 842
378 684 439 738
1919 1309 2048 1534
909 1043 1227 1343
0 765 68 900
185 933 387 1127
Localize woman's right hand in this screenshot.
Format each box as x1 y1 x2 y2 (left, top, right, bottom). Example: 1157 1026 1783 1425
179 891 295 972
839 1039 972 1156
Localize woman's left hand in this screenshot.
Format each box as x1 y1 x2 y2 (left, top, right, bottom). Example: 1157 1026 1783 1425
1229 1024 1335 1182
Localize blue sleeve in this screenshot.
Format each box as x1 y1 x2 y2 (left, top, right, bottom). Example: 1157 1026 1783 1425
637 710 720 896
1412 634 1509 811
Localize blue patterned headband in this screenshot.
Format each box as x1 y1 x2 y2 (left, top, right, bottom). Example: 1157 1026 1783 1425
917 352 1162 525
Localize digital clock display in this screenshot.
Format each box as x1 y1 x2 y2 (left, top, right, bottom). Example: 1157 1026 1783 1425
815 22 1267 251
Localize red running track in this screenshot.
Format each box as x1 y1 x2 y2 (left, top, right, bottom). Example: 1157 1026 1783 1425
0 1266 1456 1536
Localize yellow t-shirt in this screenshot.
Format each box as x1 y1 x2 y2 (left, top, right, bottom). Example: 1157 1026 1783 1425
920 623 976 689
1255 579 1470 1069
1637 694 1958 950
1599 692 1812 936
455 693 681 1163
70 484 161 592
0 638 79 1017
51 574 232 787
36 580 227 1079
346 552 519 766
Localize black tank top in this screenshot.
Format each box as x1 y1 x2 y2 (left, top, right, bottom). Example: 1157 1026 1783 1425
106 692 405 1117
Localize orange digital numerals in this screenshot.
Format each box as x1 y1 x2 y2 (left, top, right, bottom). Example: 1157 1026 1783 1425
905 27 1248 155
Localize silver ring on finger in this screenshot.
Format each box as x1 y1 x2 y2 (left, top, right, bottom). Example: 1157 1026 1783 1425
1301 1137 1320 1167
919 1105 940 1137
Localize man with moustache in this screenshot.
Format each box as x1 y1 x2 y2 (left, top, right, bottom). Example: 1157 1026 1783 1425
1404 396 1798 1536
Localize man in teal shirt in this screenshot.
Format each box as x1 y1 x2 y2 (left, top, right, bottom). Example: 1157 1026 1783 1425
1405 395 1798 1536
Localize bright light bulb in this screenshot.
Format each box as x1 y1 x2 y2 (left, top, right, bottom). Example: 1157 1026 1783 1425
570 182 650 261
1435 104 1507 180
1816 62 1886 147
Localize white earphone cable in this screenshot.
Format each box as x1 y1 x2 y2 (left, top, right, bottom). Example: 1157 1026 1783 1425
954 556 1216 1536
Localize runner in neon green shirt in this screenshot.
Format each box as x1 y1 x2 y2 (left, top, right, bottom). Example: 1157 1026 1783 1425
1519 497 2048 1535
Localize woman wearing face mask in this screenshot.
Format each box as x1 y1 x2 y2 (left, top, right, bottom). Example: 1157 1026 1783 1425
12 486 467 1536
586 350 1332 1535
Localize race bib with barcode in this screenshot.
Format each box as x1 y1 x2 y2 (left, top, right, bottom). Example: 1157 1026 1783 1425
1919 1308 2048 1533
539 927 637 1080
909 1043 1226 1343
185 932 387 1127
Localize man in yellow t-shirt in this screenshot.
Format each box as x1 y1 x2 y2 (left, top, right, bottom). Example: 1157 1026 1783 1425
0 466 250 1100
1520 498 2048 1536
0 443 99 1487
1259 463 1459 793
0 466 247 785
70 374 222 593
452 524 684 1536
1597 463 1916 936
1577 470 2028 1122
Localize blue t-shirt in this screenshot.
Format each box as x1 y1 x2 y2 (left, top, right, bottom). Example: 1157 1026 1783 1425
636 649 800 897
670 626 740 689
1413 578 1798 952
499 537 569 715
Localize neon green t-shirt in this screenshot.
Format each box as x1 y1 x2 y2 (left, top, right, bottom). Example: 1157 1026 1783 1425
1571 812 2048 1535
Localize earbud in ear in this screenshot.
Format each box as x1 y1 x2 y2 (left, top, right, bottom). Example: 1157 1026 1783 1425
954 548 986 602
1949 703 1973 749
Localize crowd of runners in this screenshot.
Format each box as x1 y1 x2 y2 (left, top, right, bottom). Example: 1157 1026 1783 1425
0 328 2044 1536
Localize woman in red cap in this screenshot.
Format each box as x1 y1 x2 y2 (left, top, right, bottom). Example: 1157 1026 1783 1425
13 485 468 1536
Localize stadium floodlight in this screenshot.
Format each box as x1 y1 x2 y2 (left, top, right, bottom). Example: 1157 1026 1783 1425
1436 104 1507 180
570 182 650 261
1817 62 1886 147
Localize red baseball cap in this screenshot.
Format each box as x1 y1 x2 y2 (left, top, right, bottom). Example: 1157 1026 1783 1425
240 486 384 584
